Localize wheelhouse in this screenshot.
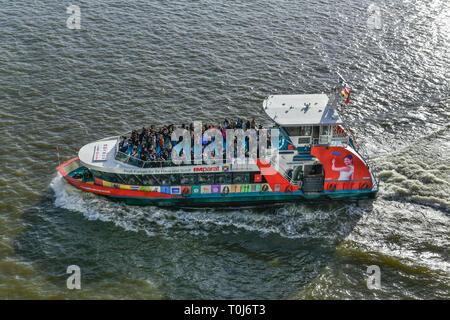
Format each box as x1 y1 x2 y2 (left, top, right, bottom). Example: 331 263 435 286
263 93 349 148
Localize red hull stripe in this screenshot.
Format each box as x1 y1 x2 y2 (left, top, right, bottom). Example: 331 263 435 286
57 157 180 199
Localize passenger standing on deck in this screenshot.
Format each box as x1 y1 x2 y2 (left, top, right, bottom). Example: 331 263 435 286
131 145 138 157
119 138 128 153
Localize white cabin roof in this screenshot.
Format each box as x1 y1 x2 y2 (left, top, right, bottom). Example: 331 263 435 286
78 138 123 171
263 94 343 126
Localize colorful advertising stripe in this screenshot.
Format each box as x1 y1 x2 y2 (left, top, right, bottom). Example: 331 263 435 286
231 184 241 193
251 184 261 192
161 186 171 194
201 185 211 194
211 185 221 193
171 186 181 194
181 185 191 195
191 185 201 195
220 185 231 194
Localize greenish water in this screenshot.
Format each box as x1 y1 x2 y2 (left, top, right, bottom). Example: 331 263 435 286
0 0 449 299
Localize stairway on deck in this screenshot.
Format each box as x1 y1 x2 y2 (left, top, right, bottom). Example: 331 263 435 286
293 146 314 161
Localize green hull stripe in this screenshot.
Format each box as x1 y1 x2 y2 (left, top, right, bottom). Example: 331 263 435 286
107 190 377 205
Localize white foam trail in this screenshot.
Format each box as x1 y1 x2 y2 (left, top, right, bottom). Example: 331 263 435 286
343 198 450 277
49 173 366 242
371 126 450 211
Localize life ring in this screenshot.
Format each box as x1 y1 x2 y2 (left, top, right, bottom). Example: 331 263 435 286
182 187 191 197
261 184 269 193
285 185 293 193
221 186 230 196
328 183 336 192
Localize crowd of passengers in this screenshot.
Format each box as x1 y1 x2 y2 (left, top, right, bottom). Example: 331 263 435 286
118 119 267 166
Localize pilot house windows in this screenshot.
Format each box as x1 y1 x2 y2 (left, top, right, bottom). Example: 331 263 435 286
284 126 312 137
299 126 312 136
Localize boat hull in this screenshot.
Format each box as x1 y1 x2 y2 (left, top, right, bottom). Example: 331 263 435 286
57 157 377 207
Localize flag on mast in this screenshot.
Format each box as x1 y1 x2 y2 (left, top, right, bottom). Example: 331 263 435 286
337 72 351 104
341 87 351 104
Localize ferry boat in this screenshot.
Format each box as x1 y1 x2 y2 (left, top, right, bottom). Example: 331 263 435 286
56 75 378 207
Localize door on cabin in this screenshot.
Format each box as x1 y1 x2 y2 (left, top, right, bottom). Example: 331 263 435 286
312 126 320 145
302 164 324 192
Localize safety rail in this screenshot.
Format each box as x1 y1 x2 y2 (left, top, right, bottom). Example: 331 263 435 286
115 131 278 169
116 148 264 171
115 149 177 168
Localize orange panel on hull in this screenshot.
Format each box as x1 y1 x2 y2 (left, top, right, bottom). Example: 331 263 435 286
311 146 373 190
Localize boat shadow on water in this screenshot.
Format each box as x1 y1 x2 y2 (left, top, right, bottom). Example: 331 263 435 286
13 182 374 299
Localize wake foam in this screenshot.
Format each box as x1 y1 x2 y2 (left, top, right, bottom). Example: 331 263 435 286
372 126 450 212
49 173 367 242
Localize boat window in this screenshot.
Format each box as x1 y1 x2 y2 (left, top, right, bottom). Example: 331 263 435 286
168 174 179 185
284 127 300 136
113 174 127 184
215 173 232 184
100 172 121 183
126 175 141 185
198 173 214 185
161 175 172 185
93 170 102 178
232 172 250 184
313 126 320 138
284 126 313 136
320 125 330 135
180 174 198 185
299 126 312 136
141 175 158 186
152 174 171 185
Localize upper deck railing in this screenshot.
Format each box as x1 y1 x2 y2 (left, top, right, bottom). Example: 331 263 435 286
290 133 350 147
114 125 351 169
114 135 263 169
115 148 176 168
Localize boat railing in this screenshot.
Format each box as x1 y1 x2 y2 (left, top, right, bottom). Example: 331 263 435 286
115 149 177 168
330 136 350 146
309 135 349 147
115 146 261 169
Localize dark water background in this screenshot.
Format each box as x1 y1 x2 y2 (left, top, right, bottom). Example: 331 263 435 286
0 0 449 299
